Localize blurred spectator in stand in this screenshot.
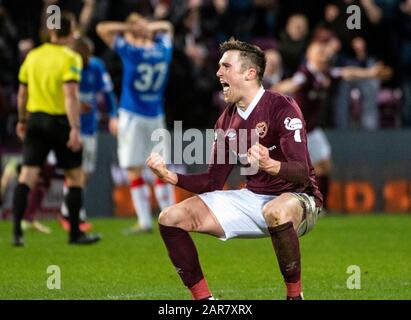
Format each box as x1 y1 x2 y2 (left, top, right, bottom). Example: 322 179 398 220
200 0 231 45
263 49 284 88
278 13 309 78
311 26 343 127
167 2 220 129
318 0 384 59
334 36 381 129
272 41 391 209
0 4 18 147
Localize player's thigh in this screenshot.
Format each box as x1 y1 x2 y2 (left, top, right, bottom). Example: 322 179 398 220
159 195 225 237
117 111 151 168
262 193 304 230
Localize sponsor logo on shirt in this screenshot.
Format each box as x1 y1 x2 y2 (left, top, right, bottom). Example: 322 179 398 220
284 117 303 142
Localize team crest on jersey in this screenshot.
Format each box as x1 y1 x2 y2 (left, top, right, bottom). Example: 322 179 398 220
255 121 268 138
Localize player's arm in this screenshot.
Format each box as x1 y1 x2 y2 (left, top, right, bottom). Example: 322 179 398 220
16 56 29 141
147 152 234 193
360 0 382 24
271 72 305 96
271 79 301 96
248 100 310 184
147 127 234 193
104 91 118 117
79 0 95 33
16 84 28 141
96 21 131 48
63 82 82 152
105 90 119 136
338 62 392 81
63 82 81 129
97 60 119 135
17 84 28 124
146 153 178 185
250 143 310 184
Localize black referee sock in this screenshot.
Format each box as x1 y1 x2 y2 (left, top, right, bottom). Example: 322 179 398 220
65 187 83 240
12 183 30 237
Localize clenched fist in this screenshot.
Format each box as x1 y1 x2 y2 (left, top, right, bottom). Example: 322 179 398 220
146 152 169 179
146 153 178 185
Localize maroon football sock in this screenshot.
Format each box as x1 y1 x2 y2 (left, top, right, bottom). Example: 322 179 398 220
268 221 301 297
159 224 211 299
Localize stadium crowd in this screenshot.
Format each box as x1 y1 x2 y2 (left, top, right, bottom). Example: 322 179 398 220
0 0 410 151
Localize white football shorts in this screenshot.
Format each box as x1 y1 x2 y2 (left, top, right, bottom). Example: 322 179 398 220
118 109 167 168
198 188 320 241
307 127 331 165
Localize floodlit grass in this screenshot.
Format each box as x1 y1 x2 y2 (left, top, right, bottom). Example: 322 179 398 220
0 214 410 300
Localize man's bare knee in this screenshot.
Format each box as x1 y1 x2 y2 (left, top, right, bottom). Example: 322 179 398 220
158 205 185 228
263 203 291 227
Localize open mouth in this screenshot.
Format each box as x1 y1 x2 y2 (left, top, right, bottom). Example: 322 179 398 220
220 80 230 94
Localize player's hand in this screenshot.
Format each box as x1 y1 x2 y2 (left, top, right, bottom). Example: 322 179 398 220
109 117 118 136
67 127 82 152
16 122 26 141
146 152 169 179
247 143 276 172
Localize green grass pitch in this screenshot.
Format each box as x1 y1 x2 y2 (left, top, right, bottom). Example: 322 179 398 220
0 214 410 300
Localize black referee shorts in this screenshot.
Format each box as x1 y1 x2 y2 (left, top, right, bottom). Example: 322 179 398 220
23 112 82 170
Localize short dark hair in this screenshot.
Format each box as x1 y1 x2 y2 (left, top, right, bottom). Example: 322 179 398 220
219 38 266 83
55 12 75 38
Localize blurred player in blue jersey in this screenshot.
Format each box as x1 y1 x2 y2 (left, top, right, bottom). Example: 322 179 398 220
59 36 118 230
97 13 174 234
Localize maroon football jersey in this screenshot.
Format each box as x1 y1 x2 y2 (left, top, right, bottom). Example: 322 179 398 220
293 63 331 133
177 90 323 207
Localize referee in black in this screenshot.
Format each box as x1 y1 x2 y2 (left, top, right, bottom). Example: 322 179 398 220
12 14 101 246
